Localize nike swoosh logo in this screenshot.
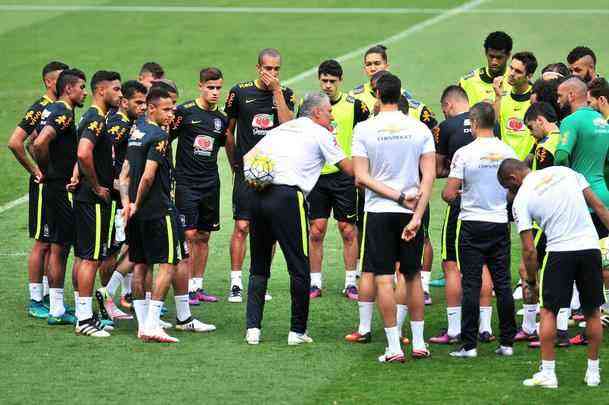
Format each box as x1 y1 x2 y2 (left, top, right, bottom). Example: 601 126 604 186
346 213 357 219
245 99 257 104
191 120 201 124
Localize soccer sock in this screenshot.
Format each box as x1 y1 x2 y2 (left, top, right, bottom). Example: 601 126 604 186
479 306 493 334
557 308 569 331
411 320 426 351
231 271 243 289
145 291 152 304
310 272 322 289
29 283 43 302
175 294 191 322
571 283 581 310
106 271 124 297
384 326 402 354
73 291 80 319
188 278 196 293
49 288 65 317
193 277 203 291
122 273 132 295
420 270 431 294
358 301 374 334
145 300 163 331
42 276 49 297
77 296 93 322
447 306 461 337
587 358 600 373
396 304 408 337
345 271 357 288
522 304 538 334
542 360 556 375
133 299 148 328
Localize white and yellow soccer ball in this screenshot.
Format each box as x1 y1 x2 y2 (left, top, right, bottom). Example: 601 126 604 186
244 152 274 190
599 237 609 268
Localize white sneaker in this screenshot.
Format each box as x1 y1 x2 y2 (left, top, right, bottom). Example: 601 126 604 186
176 317 216 333
287 331 313 345
159 319 172 329
495 346 513 356
378 347 405 363
523 371 558 388
75 320 111 337
449 347 477 358
228 285 243 303
246 328 261 345
146 327 179 343
513 285 523 300
585 370 601 387
265 292 272 301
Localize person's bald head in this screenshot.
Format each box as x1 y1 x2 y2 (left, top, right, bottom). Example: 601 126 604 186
497 158 530 195
557 76 588 118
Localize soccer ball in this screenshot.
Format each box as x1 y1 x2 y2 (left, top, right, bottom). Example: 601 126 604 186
600 237 609 268
244 153 274 190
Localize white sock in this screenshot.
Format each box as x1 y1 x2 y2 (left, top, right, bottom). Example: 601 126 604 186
145 291 152 304
188 278 196 293
133 299 148 329
447 306 461 337
77 296 93 322
396 305 408 337
384 326 402 354
49 288 65 317
231 271 243 289
345 271 357 288
588 358 600 373
542 360 556 375
420 271 431 294
175 294 191 322
42 276 49 296
411 320 425 351
557 308 569 331
522 304 538 334
358 301 374 334
29 283 43 302
311 272 322 288
193 277 203 291
122 273 132 295
106 271 124 297
479 306 493 334
145 300 163 331
571 283 581 310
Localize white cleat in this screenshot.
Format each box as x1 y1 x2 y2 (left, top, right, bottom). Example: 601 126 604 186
105 299 133 320
585 370 601 387
145 328 179 343
75 321 111 337
378 348 405 363
176 317 216 333
287 331 313 346
246 328 261 345
523 371 558 388
449 347 478 358
159 319 172 329
228 285 243 303
495 346 514 356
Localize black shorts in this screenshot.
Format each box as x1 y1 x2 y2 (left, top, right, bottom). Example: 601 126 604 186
28 177 50 242
360 212 424 277
422 204 431 239
590 212 609 239
441 201 460 262
127 209 187 265
232 169 253 221
308 172 357 223
540 249 604 314
45 184 74 246
175 181 221 232
74 200 112 260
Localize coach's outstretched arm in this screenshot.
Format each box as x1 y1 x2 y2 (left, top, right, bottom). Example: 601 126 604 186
584 187 609 230
403 152 436 241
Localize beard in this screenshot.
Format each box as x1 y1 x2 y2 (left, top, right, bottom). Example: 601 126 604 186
558 101 572 120
583 71 593 84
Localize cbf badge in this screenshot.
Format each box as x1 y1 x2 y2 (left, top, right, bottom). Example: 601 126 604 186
214 118 223 132
600 237 609 268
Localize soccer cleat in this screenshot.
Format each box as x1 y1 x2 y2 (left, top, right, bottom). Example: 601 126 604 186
195 288 219 303
571 310 585 323
429 277 446 287
160 304 168 317
601 314 609 328
175 317 216 333
585 370 601 387
47 312 77 325
228 285 243 303
246 328 261 345
43 294 50 307
478 331 496 343
159 319 172 329
412 346 431 359
145 328 179 343
343 285 359 301
513 284 523 300
569 332 588 346
120 293 133 311
94 289 111 321
523 371 558 389
75 318 111 337
28 300 50 319
495 346 514 356
378 348 405 363
288 331 313 345
309 286 322 299
345 331 371 343
424 292 432 306
188 291 201 306
99 317 115 332
429 329 460 344
449 347 477 358
106 301 133 320
556 330 571 347
514 328 539 342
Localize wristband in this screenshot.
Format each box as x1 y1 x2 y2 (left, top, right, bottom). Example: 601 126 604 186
397 192 406 206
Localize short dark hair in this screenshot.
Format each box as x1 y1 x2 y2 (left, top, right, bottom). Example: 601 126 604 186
258 48 281 65
469 102 495 129
370 70 389 88
497 158 527 185
567 46 597 65
524 102 558 124
139 62 165 79
376 73 401 104
541 62 570 77
364 44 388 62
146 87 171 105
42 61 69 79
588 77 609 100
318 59 343 79
397 95 409 115
150 79 178 96
441 85 469 103
484 31 513 53
56 68 86 97
121 80 147 99
531 78 560 113
90 70 121 92
512 51 538 75
199 67 223 83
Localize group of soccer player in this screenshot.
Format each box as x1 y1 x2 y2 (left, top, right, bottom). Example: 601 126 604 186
8 29 609 387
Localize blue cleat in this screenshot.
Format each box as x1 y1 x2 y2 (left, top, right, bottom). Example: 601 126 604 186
28 300 50 319
430 277 446 287
48 312 77 325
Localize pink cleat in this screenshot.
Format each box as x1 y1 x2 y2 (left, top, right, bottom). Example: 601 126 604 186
195 289 219 303
343 285 359 301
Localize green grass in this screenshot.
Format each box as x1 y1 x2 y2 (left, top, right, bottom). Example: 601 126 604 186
1 0 608 403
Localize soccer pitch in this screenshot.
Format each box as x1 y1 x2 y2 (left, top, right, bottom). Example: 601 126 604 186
1 0 609 403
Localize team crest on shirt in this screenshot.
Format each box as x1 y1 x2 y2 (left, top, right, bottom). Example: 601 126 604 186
155 139 168 154
193 135 214 156
252 114 274 136
25 110 41 125
213 118 223 132
88 121 103 136
506 117 525 132
55 115 72 129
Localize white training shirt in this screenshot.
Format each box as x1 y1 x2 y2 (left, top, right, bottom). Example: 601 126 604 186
512 166 599 252
248 117 345 195
351 110 435 213
449 136 517 223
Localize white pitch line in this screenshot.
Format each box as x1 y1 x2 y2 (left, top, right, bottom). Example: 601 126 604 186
0 5 608 14
0 0 486 215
